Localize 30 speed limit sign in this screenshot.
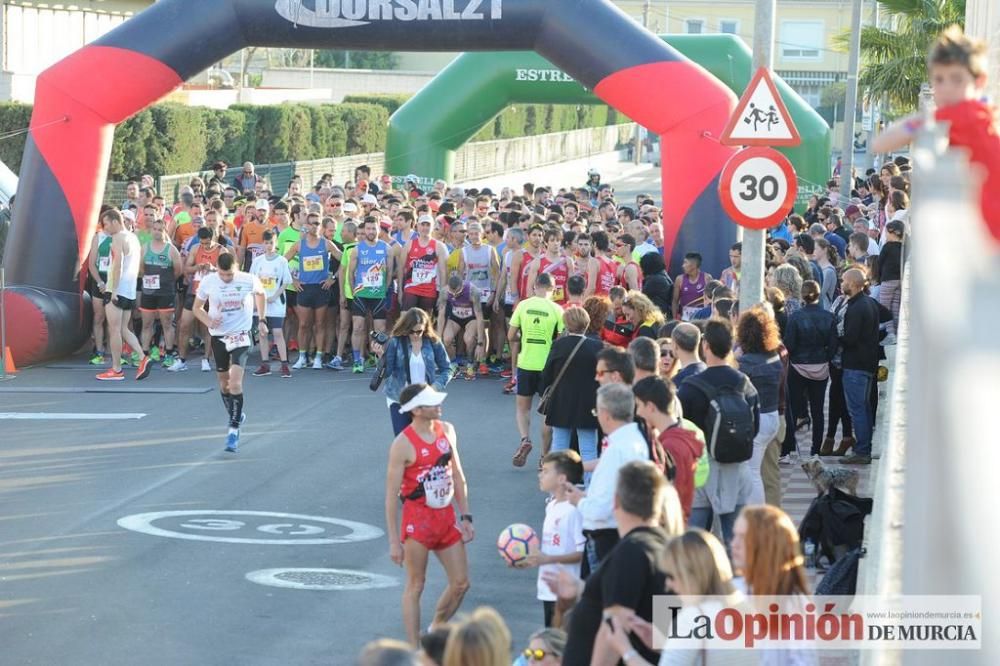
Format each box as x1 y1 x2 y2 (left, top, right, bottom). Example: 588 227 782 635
718 147 798 230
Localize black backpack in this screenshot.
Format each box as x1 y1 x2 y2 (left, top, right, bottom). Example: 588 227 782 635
685 376 755 463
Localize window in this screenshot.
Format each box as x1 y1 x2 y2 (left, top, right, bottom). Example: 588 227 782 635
720 19 739 35
780 20 824 60
685 19 705 34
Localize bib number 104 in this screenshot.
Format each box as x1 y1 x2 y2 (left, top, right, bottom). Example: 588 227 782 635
739 174 780 202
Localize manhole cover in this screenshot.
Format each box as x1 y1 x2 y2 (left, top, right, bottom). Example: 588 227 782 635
245 568 399 591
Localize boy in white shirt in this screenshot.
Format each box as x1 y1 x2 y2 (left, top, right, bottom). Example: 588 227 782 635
516 450 586 628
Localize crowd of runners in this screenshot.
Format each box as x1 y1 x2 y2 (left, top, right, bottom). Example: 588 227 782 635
33 23 999 665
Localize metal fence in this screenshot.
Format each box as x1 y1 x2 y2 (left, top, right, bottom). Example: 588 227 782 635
104 124 634 204
858 122 997 665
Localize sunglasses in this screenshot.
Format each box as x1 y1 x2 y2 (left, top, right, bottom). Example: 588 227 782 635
660 348 672 357
523 648 555 661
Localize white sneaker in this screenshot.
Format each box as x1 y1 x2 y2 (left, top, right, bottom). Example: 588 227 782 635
166 360 188 372
201 358 211 372
292 355 307 370
311 355 324 370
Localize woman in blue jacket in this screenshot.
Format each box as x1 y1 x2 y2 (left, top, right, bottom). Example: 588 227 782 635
784 280 838 456
382 308 452 435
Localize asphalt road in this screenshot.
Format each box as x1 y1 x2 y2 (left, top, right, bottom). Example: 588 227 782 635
0 163 664 666
0 357 555 665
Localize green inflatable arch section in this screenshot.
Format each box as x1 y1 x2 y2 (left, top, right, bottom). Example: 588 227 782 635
386 34 830 200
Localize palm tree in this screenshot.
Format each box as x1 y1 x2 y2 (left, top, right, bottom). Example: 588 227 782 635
839 0 966 113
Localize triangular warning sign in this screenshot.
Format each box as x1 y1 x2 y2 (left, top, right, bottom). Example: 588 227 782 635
721 67 801 147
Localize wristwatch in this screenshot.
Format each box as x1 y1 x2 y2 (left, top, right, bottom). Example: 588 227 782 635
460 514 473 523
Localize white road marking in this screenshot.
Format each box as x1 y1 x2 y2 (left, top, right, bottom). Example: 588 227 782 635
0 412 147 420
117 510 383 545
245 568 399 592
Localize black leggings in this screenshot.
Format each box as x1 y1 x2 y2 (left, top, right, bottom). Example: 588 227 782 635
826 365 853 440
788 367 828 455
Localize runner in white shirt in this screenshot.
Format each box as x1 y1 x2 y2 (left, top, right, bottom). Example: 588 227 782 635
249 230 294 378
193 252 267 452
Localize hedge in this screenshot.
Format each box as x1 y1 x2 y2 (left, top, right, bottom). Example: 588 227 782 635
0 98 626 179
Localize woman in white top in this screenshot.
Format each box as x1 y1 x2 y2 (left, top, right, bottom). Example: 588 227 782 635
605 528 757 665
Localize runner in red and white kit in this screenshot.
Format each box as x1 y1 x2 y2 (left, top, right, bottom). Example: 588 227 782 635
615 233 643 291
526 228 574 307
398 214 449 314
591 230 619 297
498 225 542 392
385 384 473 646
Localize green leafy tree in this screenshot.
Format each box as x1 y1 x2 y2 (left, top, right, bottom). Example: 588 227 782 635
839 0 965 113
313 51 399 70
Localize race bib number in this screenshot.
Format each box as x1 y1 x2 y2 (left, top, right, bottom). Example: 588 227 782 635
682 306 701 322
553 286 565 302
479 288 493 303
302 255 324 272
362 267 384 289
471 268 489 283
452 305 473 320
289 264 299 280
259 275 277 291
223 331 251 352
250 245 265 258
421 469 454 510
142 275 161 291
412 266 435 285
98 256 111 273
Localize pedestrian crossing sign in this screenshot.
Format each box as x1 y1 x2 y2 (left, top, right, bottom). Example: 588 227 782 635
720 67 801 147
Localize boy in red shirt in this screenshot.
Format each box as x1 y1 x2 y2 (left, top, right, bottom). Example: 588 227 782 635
873 26 1000 242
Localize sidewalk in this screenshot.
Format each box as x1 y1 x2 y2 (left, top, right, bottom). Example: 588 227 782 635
457 150 656 193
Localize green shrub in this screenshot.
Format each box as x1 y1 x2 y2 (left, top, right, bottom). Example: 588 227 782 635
0 102 33 174
339 103 388 154
342 93 412 116
147 104 207 177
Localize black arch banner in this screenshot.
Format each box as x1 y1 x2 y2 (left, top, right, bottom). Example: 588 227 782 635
3 0 736 364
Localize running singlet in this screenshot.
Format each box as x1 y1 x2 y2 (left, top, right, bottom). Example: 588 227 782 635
462 244 494 303
596 256 617 296
619 260 644 290
447 283 476 323
354 240 390 299
141 242 174 296
679 272 708 321
240 221 268 270
113 233 141 299
298 236 330 284
196 271 264 337
400 421 455 509
538 256 569 304
517 250 537 302
191 244 223 294
503 249 517 305
96 233 112 282
250 254 293 317
277 226 302 291
403 238 440 297
340 243 357 299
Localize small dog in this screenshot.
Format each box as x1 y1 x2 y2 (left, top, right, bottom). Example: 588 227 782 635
801 458 860 496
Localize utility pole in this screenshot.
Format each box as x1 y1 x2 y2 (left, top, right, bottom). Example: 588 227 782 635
633 0 652 165
839 0 863 203
739 0 775 313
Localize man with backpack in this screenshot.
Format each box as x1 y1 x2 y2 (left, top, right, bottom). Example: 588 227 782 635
678 319 759 548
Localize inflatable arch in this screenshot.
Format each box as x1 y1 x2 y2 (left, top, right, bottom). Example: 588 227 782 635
387 34 831 272
3 0 739 365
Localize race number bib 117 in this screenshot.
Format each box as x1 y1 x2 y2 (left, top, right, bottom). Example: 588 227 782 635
412 266 435 285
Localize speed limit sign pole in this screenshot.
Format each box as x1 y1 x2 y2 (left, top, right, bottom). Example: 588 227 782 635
719 63 802 309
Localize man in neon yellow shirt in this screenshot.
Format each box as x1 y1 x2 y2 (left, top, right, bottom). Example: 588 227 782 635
508 272 564 468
